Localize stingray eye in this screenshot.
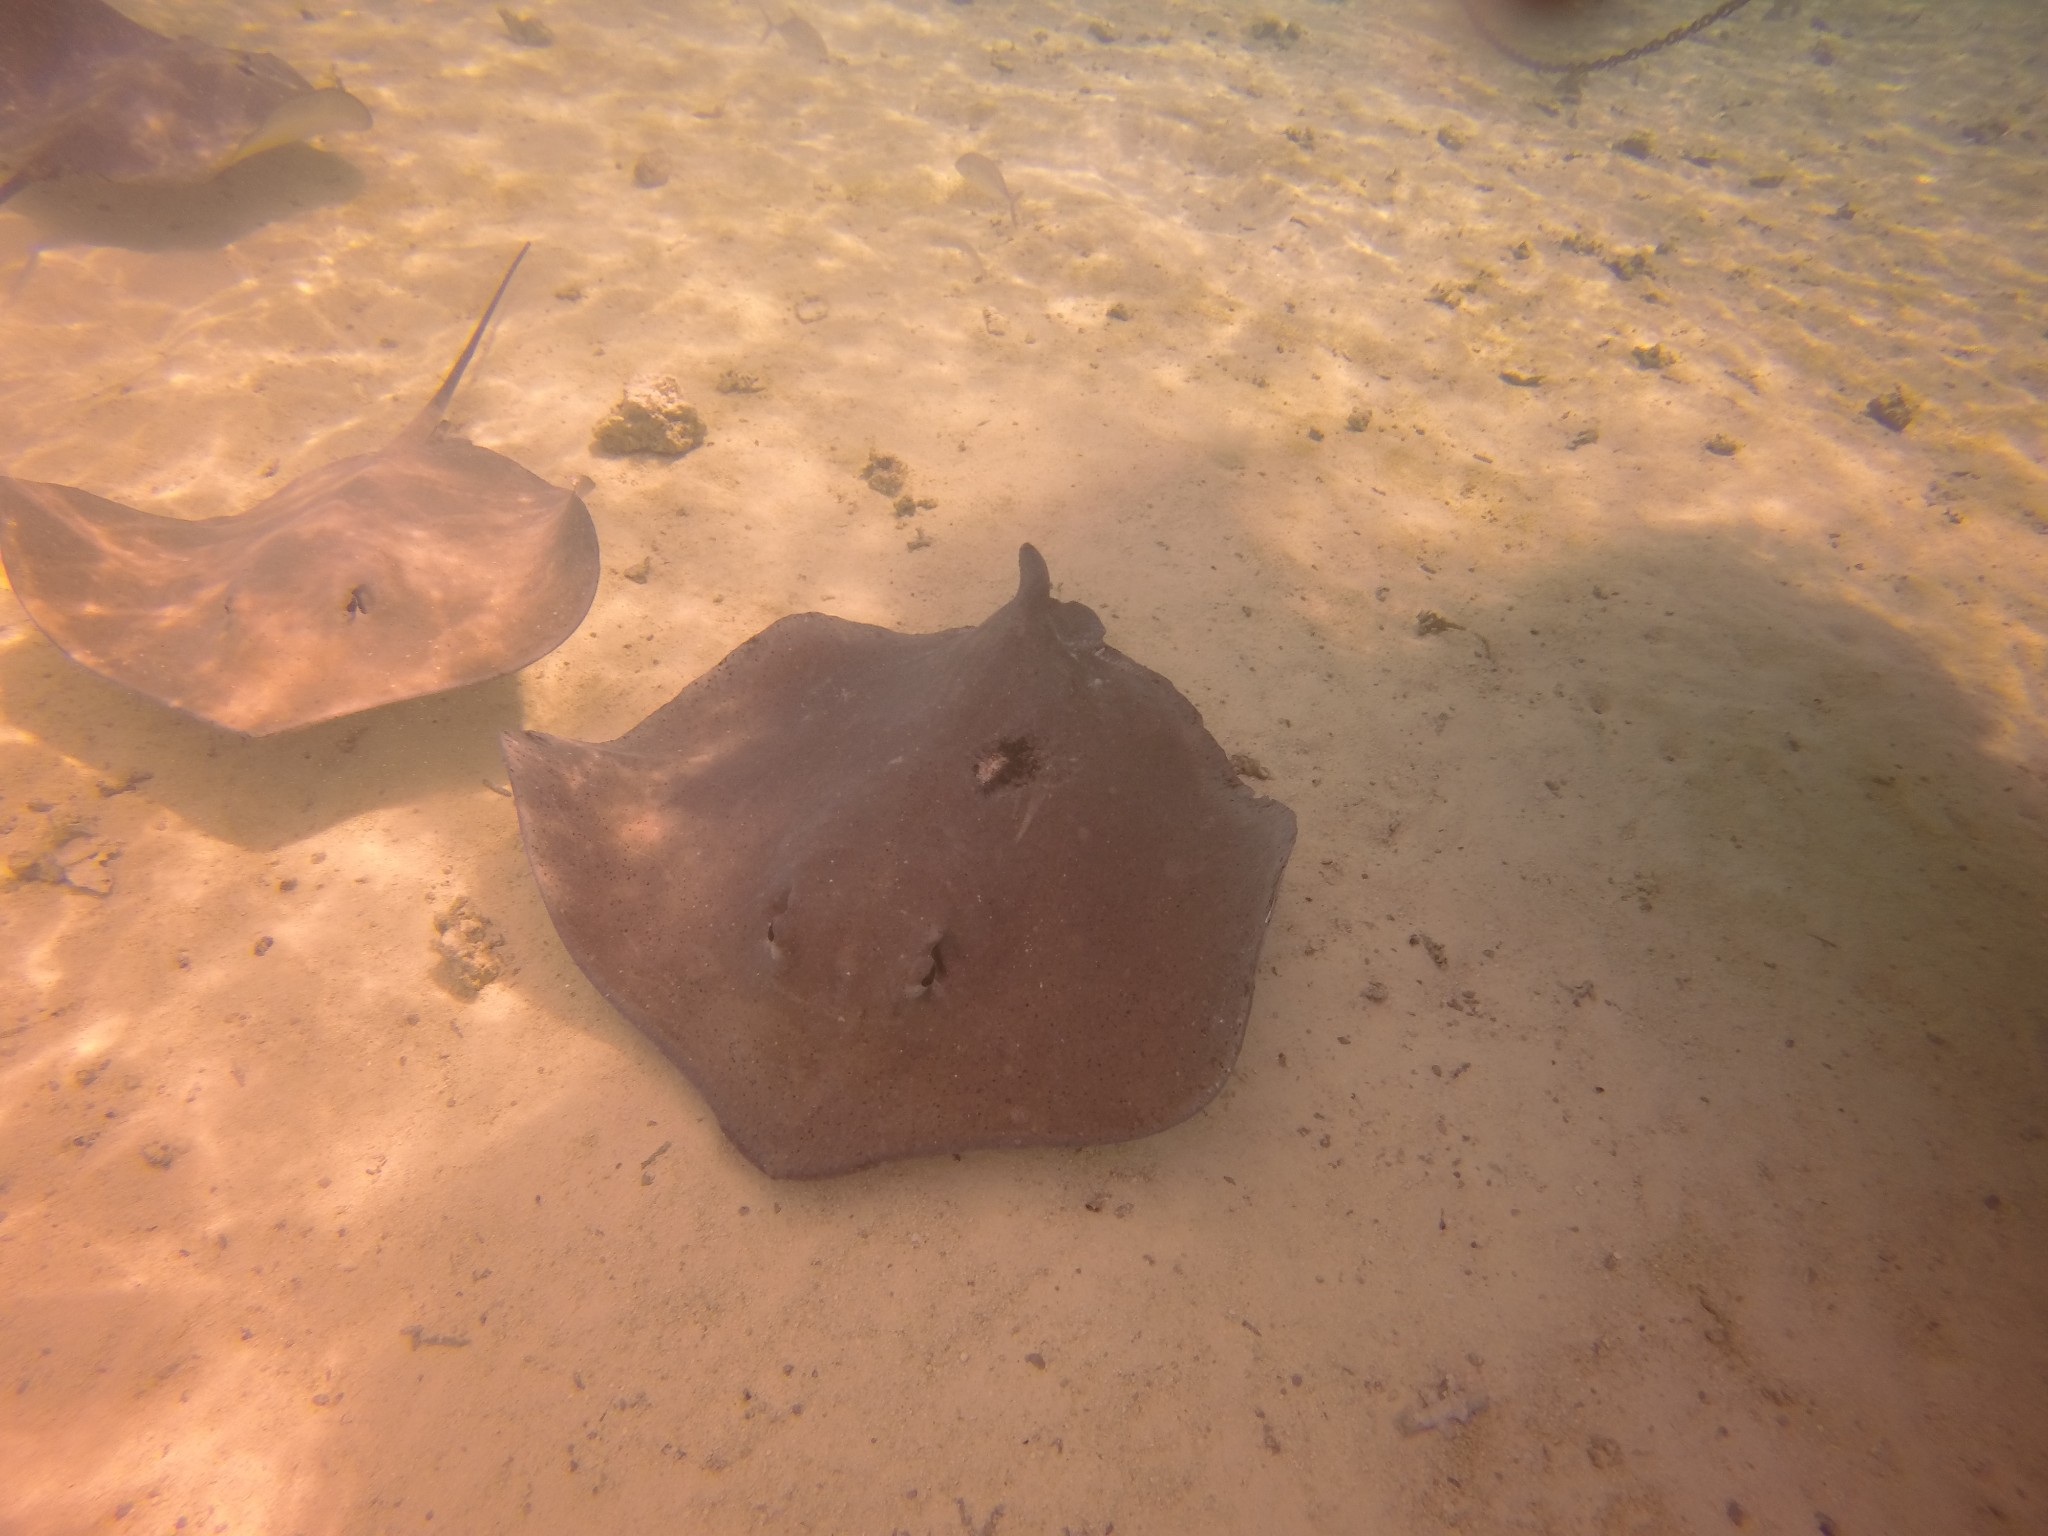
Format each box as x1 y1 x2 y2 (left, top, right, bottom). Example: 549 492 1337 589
344 584 372 619
971 735 1039 792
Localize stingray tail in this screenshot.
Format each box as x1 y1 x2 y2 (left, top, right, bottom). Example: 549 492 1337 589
413 242 532 434
1016 544 1051 606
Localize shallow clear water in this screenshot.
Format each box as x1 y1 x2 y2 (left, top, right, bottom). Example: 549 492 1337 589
2 0 2044 1530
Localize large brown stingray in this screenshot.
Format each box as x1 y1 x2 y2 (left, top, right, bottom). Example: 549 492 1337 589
0 0 372 207
503 546 1297 1178
0 245 600 735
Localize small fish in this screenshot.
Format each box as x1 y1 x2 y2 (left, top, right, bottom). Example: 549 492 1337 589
955 152 1017 227
499 8 554 47
928 232 986 275
760 8 830 61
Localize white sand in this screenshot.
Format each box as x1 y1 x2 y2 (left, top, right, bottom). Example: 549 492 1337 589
2 0 2044 1530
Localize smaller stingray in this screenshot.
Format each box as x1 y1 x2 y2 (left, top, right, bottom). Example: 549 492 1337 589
0 245 600 736
0 0 372 207
504 546 1297 1178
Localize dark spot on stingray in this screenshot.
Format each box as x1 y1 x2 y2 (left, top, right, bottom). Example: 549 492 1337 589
906 936 948 998
502 545 1297 1178
0 245 599 735
972 735 1039 792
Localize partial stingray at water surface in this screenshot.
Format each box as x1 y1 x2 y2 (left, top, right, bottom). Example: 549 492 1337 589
504 545 1298 1179
0 0 371 206
0 245 600 736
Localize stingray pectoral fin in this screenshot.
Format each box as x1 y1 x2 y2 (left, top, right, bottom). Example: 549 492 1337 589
228 87 374 165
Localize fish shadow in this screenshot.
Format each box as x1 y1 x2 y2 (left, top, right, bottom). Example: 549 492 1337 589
5 145 366 253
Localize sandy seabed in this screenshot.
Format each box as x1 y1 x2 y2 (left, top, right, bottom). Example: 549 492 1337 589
2 0 2045 1531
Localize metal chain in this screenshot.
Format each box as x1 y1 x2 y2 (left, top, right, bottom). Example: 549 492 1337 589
1459 0 1754 75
